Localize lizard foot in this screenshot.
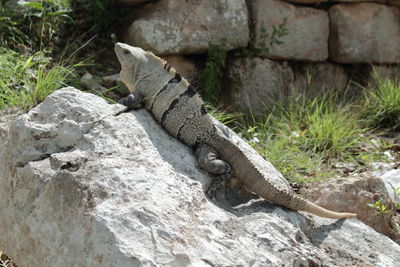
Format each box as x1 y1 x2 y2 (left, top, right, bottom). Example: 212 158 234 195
118 91 144 110
194 142 232 200
206 173 232 201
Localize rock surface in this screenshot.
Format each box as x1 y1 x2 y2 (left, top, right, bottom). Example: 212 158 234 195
160 55 202 86
305 175 399 241
285 0 386 3
117 0 154 5
125 0 249 55
388 0 400 6
101 73 130 96
0 108 23 141
329 3 400 63
252 0 329 61
223 57 294 114
377 169 400 203
80 72 107 94
291 62 350 97
1 87 400 266
361 64 400 86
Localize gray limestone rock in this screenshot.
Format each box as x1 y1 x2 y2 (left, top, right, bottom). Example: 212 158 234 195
223 57 294 114
329 3 400 63
160 55 202 86
376 169 400 203
291 62 350 97
361 64 400 87
304 175 399 241
252 0 329 61
124 0 249 55
1 87 400 266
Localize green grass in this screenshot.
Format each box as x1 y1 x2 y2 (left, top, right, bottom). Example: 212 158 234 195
208 74 400 182
0 7 31 47
0 48 82 110
361 77 400 131
205 102 242 126
212 93 384 182
0 0 89 111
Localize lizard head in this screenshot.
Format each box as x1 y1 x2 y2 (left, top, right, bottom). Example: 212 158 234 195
115 43 177 99
115 42 147 91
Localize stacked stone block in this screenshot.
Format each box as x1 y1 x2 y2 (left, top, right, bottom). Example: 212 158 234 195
329 3 400 64
252 0 329 61
120 0 400 114
125 0 249 55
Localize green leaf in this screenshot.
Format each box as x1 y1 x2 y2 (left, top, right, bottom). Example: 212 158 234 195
23 2 43 10
21 55 34 71
48 10 68 16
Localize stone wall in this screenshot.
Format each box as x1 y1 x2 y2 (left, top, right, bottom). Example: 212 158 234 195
119 0 400 114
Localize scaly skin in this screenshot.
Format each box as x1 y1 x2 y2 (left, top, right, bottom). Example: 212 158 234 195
208 133 356 219
115 42 357 220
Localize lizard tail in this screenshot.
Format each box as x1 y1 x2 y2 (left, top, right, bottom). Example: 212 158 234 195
247 177 357 219
209 133 357 219
302 200 357 219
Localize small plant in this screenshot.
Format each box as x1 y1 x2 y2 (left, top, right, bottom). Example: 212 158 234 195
0 7 31 48
24 0 73 49
361 76 400 131
368 198 391 218
236 19 289 58
200 38 228 104
390 184 400 211
368 184 400 218
0 0 72 50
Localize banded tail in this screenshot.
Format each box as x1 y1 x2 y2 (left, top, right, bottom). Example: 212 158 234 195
208 133 357 219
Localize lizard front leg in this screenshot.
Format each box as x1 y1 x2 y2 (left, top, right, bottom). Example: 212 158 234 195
194 143 231 199
118 90 144 110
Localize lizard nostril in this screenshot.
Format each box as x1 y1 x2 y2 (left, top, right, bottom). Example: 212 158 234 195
123 49 130 55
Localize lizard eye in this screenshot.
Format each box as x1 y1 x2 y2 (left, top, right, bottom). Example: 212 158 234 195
123 49 130 55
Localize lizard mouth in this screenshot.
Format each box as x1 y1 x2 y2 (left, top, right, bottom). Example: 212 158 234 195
114 42 127 65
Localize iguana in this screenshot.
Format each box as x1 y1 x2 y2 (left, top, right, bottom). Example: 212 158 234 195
115 42 357 220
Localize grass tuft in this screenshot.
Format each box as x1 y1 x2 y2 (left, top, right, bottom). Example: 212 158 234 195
205 102 242 127
361 77 400 131
238 93 372 181
0 48 83 110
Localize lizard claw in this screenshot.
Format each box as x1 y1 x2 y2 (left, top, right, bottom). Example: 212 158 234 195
206 173 232 201
118 94 136 109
